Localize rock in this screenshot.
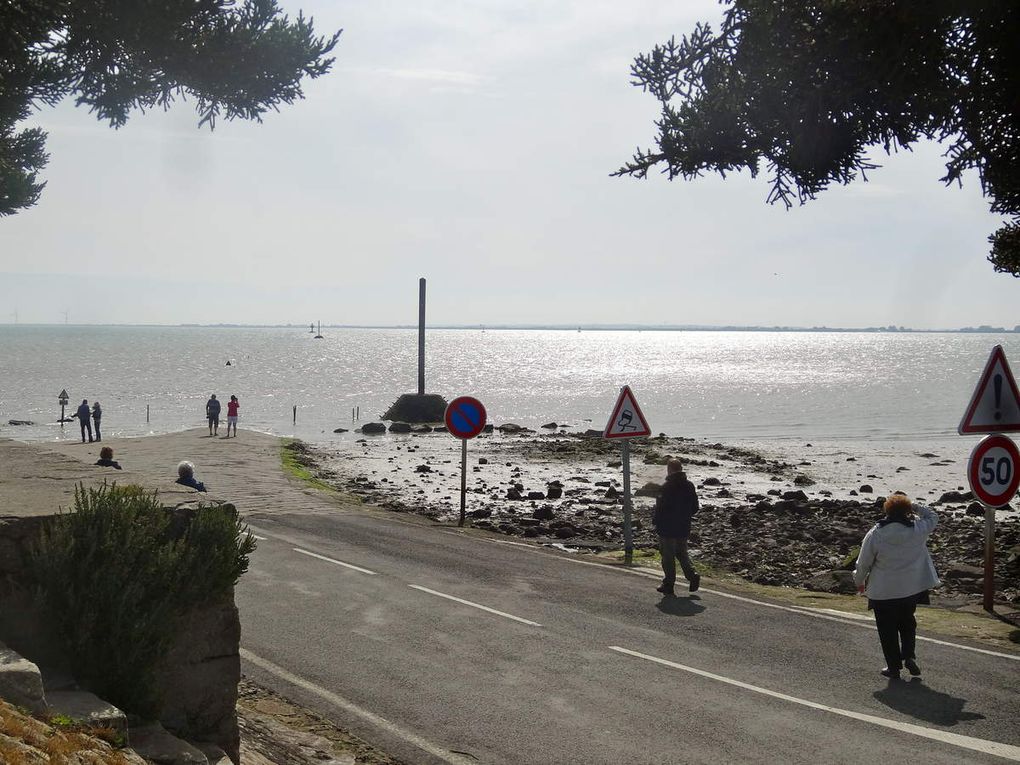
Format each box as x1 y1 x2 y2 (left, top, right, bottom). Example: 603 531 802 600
7 420 34 426
554 525 577 539
534 506 555 521
605 486 619 499
415 464 432 473
498 423 524 433
635 482 662 498
546 486 563 500
766 489 782 496
507 488 523 500
527 491 545 500
607 460 622 468
942 563 983 581
360 422 386 435
129 722 208 765
470 508 492 519
482 424 494 433
782 490 808 501
382 393 448 423
332 427 348 433
541 422 558 429
859 484 873 493
478 458 489 465
937 490 974 504
583 429 603 437
703 477 722 486
388 422 412 433
0 641 47 714
804 570 858 594
965 502 985 516
46 689 128 738
793 475 815 486
411 425 433 433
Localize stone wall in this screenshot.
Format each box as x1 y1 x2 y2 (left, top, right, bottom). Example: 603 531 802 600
0 513 241 764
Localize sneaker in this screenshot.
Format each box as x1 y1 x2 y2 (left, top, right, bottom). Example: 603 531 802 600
689 573 701 593
880 667 901 679
904 659 921 676
656 583 675 596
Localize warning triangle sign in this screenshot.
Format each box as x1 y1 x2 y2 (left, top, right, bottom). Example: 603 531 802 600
958 345 1020 435
604 385 652 439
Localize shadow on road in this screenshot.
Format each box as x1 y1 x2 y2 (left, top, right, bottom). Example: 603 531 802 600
656 595 706 617
873 678 985 726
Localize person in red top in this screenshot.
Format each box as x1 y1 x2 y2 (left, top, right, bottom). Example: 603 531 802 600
226 394 240 437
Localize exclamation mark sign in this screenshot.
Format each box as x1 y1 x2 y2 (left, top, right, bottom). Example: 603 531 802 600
993 373 1003 421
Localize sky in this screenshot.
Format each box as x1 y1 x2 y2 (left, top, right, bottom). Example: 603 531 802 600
0 0 1016 330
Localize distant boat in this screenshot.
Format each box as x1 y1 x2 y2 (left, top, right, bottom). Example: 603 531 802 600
314 321 323 339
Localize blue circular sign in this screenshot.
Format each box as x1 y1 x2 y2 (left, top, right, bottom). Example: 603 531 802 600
445 396 487 439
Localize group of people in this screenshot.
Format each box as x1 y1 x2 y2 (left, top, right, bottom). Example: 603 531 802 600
205 394 240 437
653 460 940 681
72 399 103 443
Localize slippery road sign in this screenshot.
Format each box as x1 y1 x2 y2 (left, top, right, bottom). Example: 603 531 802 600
604 385 651 439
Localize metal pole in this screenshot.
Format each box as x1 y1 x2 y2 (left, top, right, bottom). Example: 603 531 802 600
418 277 426 395
293 405 297 425
357 405 360 420
146 404 150 423
60 403 65 426
622 439 633 564
458 438 467 527
983 505 996 612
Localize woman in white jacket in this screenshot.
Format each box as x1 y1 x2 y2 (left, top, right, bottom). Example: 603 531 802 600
853 493 940 679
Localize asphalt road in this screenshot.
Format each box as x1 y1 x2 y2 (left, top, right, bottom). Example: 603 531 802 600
236 504 1020 765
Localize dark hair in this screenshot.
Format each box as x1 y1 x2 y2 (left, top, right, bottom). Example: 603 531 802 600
99 446 113 460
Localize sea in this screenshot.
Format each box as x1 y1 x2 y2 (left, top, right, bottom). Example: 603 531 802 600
0 326 1017 449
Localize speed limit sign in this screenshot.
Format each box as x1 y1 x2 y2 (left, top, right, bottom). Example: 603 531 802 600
968 434 1020 507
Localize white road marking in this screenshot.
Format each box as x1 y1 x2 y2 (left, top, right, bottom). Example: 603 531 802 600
409 585 542 627
293 548 377 575
240 648 477 765
484 540 1020 661
609 646 1020 761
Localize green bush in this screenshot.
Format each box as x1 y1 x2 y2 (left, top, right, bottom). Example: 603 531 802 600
32 484 256 719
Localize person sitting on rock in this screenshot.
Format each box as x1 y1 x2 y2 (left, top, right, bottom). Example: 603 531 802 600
95 446 121 469
176 461 207 492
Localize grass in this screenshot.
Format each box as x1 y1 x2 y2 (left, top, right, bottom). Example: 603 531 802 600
280 439 342 495
596 549 1020 652
280 439 363 503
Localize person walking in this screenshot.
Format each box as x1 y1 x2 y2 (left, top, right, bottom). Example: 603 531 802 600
653 459 701 595
225 394 239 437
206 394 221 436
73 399 93 443
91 401 102 442
854 492 940 679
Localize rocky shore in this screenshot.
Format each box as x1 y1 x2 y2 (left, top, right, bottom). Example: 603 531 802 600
294 428 1020 606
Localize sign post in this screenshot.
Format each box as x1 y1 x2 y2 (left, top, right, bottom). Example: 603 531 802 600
959 345 1020 613
58 389 69 427
445 396 487 527
604 385 652 564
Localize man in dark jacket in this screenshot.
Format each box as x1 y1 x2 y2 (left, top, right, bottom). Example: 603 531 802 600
73 399 93 443
653 459 700 595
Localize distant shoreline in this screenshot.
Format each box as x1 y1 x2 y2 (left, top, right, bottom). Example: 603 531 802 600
4 323 1019 333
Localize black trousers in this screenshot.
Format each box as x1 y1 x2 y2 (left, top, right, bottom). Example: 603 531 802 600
79 419 93 442
871 599 917 670
93 418 101 441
